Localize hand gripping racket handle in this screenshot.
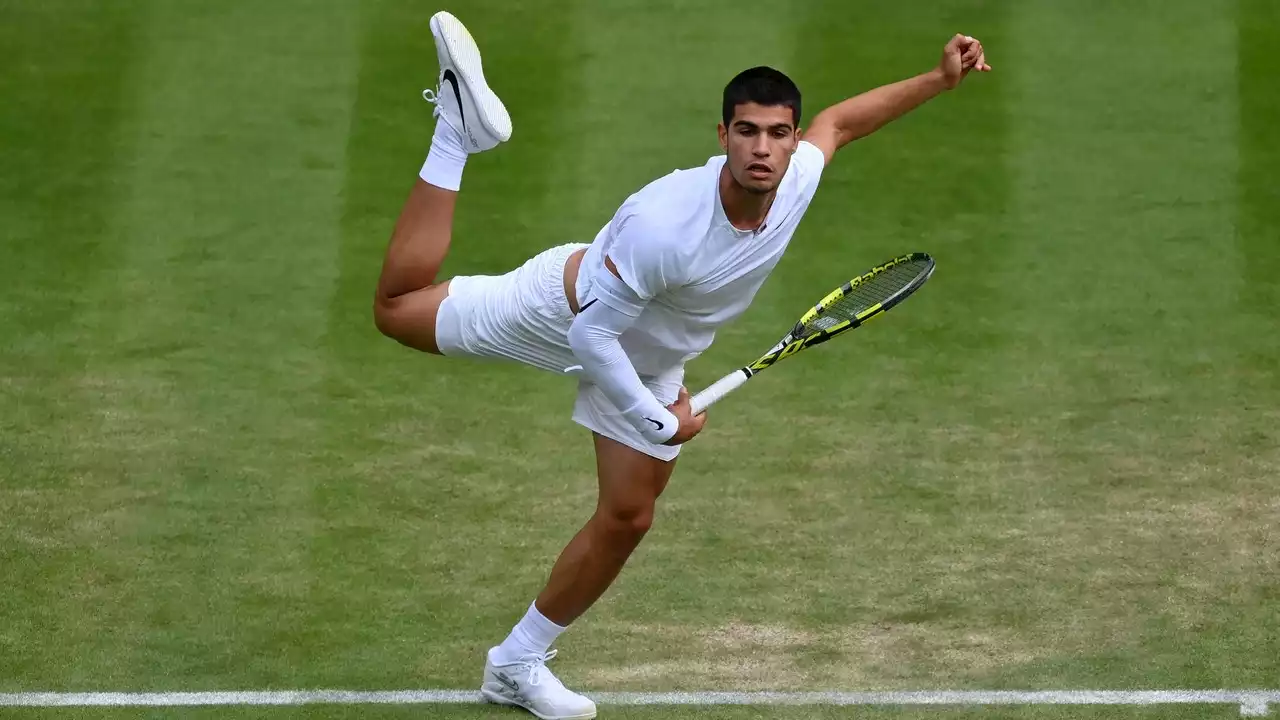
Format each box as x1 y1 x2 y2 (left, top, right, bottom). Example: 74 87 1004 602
689 370 749 415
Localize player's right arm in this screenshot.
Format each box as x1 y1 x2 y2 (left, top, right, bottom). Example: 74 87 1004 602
567 220 706 446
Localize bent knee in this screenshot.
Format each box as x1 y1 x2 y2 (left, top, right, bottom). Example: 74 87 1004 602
599 502 656 540
372 299 396 338
372 297 406 340
372 291 446 355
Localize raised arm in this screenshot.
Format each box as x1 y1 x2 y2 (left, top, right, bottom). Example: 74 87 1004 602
803 34 991 164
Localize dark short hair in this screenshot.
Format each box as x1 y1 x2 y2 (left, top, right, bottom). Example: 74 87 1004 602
721 66 801 127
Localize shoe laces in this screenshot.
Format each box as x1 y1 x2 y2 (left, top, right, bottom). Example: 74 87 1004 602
421 86 443 118
517 649 558 688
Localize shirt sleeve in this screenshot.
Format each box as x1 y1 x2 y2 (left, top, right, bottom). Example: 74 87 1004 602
792 140 826 197
600 212 685 311
566 291 680 444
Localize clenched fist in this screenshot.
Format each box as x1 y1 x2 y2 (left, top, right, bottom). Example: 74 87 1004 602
939 33 992 89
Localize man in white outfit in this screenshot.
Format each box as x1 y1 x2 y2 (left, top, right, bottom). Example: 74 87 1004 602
373 11 989 719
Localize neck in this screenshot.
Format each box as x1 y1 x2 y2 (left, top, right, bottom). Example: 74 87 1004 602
718 164 774 231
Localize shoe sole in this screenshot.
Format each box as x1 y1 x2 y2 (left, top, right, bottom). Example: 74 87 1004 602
429 11 512 142
480 686 597 720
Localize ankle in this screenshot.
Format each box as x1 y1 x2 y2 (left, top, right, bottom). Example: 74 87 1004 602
494 601 567 664
420 118 468 191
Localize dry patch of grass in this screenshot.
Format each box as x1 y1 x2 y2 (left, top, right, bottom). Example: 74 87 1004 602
583 620 1046 690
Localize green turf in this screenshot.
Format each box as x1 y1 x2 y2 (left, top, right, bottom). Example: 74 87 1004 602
2 0 1277 717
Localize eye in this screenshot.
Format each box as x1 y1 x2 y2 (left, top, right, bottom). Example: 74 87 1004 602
772 129 789 138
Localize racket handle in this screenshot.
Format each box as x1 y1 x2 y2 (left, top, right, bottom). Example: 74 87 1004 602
689 370 750 415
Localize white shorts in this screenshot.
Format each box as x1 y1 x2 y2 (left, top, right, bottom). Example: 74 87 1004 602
435 243 685 461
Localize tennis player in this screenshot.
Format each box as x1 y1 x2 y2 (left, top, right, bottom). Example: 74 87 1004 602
374 11 989 719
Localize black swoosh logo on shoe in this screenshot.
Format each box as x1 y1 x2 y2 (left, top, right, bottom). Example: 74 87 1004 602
494 671 519 692
442 68 465 128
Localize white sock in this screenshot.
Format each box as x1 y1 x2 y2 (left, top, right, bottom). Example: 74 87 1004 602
494 602 567 665
419 117 468 191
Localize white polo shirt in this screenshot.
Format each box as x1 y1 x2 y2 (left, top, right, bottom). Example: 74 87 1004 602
574 140 826 377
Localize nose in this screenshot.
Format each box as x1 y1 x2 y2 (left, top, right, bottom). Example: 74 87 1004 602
752 134 770 157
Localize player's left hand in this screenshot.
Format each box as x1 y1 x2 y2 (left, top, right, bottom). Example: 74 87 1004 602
938 33 991 89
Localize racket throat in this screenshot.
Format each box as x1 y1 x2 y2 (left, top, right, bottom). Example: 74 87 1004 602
746 334 799 373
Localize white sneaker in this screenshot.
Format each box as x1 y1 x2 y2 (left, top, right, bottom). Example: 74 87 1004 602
423 11 512 153
480 647 597 720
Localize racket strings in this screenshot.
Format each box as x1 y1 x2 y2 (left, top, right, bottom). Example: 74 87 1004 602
802 259 930 334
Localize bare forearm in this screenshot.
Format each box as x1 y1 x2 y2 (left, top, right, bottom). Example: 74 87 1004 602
811 68 948 149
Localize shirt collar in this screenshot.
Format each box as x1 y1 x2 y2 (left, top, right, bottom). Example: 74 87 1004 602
714 181 771 236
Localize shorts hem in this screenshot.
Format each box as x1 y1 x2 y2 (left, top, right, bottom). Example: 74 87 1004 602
572 412 681 462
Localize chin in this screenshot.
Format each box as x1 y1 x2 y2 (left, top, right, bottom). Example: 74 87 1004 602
734 174 773 194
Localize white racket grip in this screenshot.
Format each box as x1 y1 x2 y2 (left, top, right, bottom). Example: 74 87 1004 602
690 369 750 415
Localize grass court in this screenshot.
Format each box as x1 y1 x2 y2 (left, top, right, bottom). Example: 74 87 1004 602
2 0 1278 717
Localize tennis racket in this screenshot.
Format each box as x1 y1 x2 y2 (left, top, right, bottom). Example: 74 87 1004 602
689 252 935 415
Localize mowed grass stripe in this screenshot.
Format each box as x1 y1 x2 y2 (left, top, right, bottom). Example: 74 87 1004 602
975 0 1279 690
0 1 138 344
1234 0 1280 544
2 0 362 690
107 0 362 688
1237 0 1280 383
316 0 606 692
1228 0 1280 685
0 0 146 688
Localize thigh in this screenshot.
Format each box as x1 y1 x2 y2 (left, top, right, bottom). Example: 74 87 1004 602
434 248 583 373
571 374 686 463
592 432 679 514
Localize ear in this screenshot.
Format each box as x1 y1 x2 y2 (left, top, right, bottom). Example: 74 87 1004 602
717 122 728 152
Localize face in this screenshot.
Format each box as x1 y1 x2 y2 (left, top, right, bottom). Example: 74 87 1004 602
718 102 800 195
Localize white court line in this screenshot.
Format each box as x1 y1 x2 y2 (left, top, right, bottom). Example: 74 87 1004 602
0 690 1275 716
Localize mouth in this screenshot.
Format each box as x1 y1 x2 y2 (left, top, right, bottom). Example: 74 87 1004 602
746 163 772 179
